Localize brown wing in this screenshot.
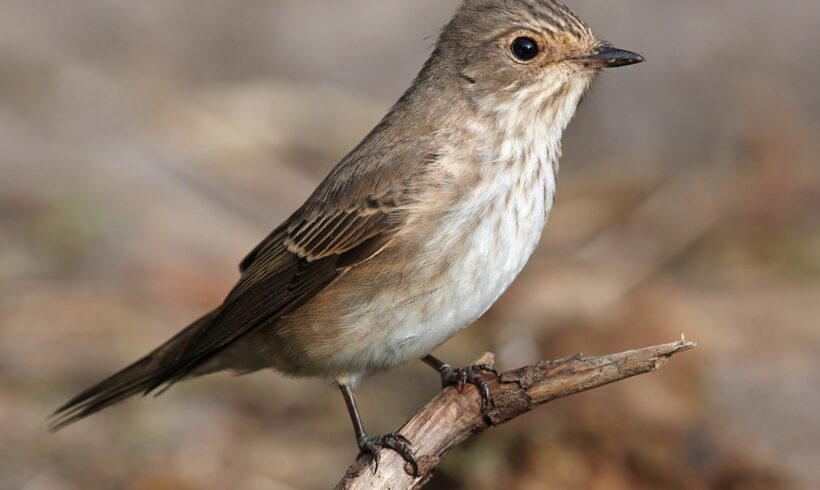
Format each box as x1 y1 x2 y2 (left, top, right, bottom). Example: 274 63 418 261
238 141 432 275
142 141 439 389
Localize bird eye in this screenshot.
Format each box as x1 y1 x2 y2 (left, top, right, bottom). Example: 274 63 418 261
511 37 539 61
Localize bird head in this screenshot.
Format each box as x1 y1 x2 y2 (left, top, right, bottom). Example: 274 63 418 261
437 0 643 129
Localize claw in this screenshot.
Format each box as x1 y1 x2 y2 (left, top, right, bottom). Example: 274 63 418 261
439 363 498 413
357 432 418 476
394 433 412 445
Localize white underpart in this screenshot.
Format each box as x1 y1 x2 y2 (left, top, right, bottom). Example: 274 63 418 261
340 73 593 383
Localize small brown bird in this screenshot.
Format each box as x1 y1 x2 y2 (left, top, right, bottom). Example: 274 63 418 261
51 0 643 473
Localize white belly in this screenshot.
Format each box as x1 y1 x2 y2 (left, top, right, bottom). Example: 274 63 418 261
348 160 556 374
215 161 558 382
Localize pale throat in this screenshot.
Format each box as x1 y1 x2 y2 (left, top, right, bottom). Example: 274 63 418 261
469 73 594 255
484 73 593 175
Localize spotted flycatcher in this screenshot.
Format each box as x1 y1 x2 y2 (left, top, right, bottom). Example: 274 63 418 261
52 0 643 474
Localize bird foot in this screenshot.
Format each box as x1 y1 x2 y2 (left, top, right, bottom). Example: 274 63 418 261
358 432 419 476
438 363 498 412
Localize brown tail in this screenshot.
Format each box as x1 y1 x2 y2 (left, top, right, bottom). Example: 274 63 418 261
48 310 218 431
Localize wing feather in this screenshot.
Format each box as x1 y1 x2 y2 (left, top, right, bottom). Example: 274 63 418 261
142 141 438 388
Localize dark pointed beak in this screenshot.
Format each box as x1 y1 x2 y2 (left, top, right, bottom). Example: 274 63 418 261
575 46 645 69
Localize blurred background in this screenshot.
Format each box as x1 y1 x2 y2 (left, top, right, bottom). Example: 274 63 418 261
1 1 818 489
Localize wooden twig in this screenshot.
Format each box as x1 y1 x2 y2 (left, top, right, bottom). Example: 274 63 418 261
335 339 697 489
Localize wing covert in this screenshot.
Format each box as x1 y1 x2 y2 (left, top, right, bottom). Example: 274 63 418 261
146 139 440 388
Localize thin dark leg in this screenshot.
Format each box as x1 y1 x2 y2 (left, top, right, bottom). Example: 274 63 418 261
422 354 447 371
422 354 497 412
338 383 418 476
339 384 367 441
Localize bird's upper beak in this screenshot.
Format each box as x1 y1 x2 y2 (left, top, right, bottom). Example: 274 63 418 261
574 45 645 69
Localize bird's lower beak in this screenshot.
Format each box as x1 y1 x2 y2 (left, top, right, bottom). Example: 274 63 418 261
574 46 645 69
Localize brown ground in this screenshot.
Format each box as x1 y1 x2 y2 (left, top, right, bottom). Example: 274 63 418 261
1 1 818 489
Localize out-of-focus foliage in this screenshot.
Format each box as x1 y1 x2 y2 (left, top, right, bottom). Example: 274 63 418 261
1 1 818 489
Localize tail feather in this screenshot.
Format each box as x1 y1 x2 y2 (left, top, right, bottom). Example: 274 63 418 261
49 310 218 431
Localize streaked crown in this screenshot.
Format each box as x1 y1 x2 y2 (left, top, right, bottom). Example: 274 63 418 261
458 0 593 40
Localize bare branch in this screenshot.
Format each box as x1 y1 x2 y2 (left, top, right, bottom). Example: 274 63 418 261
335 339 697 489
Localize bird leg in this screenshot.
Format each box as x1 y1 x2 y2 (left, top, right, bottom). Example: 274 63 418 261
338 383 418 476
422 354 497 412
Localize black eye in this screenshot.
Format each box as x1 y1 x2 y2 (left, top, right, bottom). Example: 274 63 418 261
511 37 539 61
